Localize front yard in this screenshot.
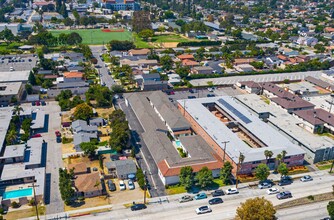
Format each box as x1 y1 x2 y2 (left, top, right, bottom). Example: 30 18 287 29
4 205 45 220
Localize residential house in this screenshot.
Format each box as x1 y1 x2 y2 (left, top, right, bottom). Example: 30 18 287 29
63 72 83 83
68 162 88 175
182 59 200 67
168 73 181 85
191 66 214 75
74 172 102 198
72 120 98 134
105 159 137 179
138 73 168 91
234 64 254 73
177 54 195 61
233 58 255 66
305 76 334 92
89 118 104 127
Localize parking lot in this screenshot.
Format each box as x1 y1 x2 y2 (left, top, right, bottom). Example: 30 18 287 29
0 55 37 72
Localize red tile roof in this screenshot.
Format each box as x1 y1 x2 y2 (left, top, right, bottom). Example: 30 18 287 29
63 71 83 78
177 54 194 60
182 59 199 66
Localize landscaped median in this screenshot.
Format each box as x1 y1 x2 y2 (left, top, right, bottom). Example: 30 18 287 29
275 192 334 210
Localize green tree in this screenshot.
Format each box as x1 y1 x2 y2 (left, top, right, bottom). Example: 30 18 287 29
328 201 334 219
80 142 97 157
160 55 173 70
28 71 36 85
264 150 273 164
236 197 276 220
220 161 233 185
277 163 289 177
73 103 93 121
66 32 82 45
179 166 194 190
59 168 75 205
138 29 154 41
196 166 213 188
255 164 270 181
12 105 23 117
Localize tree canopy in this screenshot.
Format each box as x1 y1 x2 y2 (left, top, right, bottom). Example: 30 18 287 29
327 201 334 219
277 163 289 177
73 103 93 121
236 197 276 220
196 166 213 188
179 166 194 190
80 142 98 157
220 161 233 185
255 164 270 181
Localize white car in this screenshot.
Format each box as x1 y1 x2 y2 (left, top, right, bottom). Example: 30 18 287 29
128 180 135 190
267 187 280 195
208 87 214 92
300 175 313 182
225 188 239 195
195 206 212 215
119 180 126 190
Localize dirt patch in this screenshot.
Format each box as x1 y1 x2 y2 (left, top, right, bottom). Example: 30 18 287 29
65 196 110 211
62 143 75 154
275 192 334 210
161 42 179 48
96 107 114 119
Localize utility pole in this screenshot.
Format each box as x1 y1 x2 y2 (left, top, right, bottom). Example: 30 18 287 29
222 141 229 164
183 99 186 116
28 180 39 220
329 94 334 113
143 171 147 204
330 160 334 173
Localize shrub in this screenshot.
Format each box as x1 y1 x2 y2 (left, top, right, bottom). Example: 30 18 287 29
28 198 35 206
307 195 314 201
11 201 20 208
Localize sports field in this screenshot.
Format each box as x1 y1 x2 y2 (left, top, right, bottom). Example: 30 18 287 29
50 29 132 45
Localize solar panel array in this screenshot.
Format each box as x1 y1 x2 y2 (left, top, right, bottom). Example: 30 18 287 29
218 98 252 124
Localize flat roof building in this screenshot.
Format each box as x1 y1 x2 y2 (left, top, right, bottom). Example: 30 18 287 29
0 71 30 83
178 96 305 174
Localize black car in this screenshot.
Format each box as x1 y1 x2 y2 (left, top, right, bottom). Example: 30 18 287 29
130 204 147 211
56 136 62 143
278 177 293 186
209 198 223 205
107 180 116 191
188 96 196 99
211 189 224 197
207 94 215 97
189 89 195 93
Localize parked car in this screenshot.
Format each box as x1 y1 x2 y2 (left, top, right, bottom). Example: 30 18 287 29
56 136 62 143
267 187 280 195
258 180 273 189
55 131 61 137
300 175 313 182
131 203 147 211
278 176 293 186
211 189 224 197
119 180 126 190
179 195 193 203
276 191 292 200
207 87 215 92
208 198 223 205
194 192 207 200
128 180 135 190
41 101 46 106
207 94 216 97
189 89 195 93
195 206 212 215
107 180 116 191
225 188 239 195
35 101 40 106
31 134 42 138
188 96 196 99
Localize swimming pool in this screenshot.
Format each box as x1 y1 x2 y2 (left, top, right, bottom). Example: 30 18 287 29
175 140 182 147
2 188 33 200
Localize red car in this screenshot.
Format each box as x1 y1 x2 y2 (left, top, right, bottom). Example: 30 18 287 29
31 134 42 138
55 131 61 137
35 101 40 106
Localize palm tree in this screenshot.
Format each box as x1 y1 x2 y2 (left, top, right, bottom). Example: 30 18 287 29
12 105 23 117
6 129 17 145
281 150 287 163
264 150 269 163
276 153 282 170
236 153 245 188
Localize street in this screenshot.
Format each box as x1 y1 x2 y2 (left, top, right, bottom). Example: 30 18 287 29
89 45 116 89
68 170 334 220
190 70 323 86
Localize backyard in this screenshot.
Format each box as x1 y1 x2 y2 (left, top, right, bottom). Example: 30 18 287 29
50 29 132 45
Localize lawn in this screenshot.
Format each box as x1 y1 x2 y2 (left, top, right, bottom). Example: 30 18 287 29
133 33 152 48
151 34 192 43
166 179 226 195
5 205 45 219
50 29 132 45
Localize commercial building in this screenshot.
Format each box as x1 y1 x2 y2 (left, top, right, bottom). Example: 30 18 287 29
105 0 140 11
236 94 334 163
125 91 223 185
0 71 30 83
177 96 305 174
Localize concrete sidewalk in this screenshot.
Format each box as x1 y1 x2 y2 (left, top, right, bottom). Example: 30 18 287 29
22 169 331 220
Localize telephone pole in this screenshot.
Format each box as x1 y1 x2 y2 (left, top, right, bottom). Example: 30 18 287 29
235 152 244 189
221 141 229 164
28 180 39 220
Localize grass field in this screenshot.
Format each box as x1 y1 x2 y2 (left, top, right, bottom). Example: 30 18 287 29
151 34 193 43
50 29 132 45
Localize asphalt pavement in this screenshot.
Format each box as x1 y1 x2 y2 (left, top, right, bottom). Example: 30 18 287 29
89 45 116 89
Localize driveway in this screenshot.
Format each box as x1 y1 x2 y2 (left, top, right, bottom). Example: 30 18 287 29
89 45 116 89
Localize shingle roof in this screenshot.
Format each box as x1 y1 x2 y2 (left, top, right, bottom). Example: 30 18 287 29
108 159 137 177
74 172 100 193
305 76 334 91
68 162 87 174
294 108 334 126
271 96 315 110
